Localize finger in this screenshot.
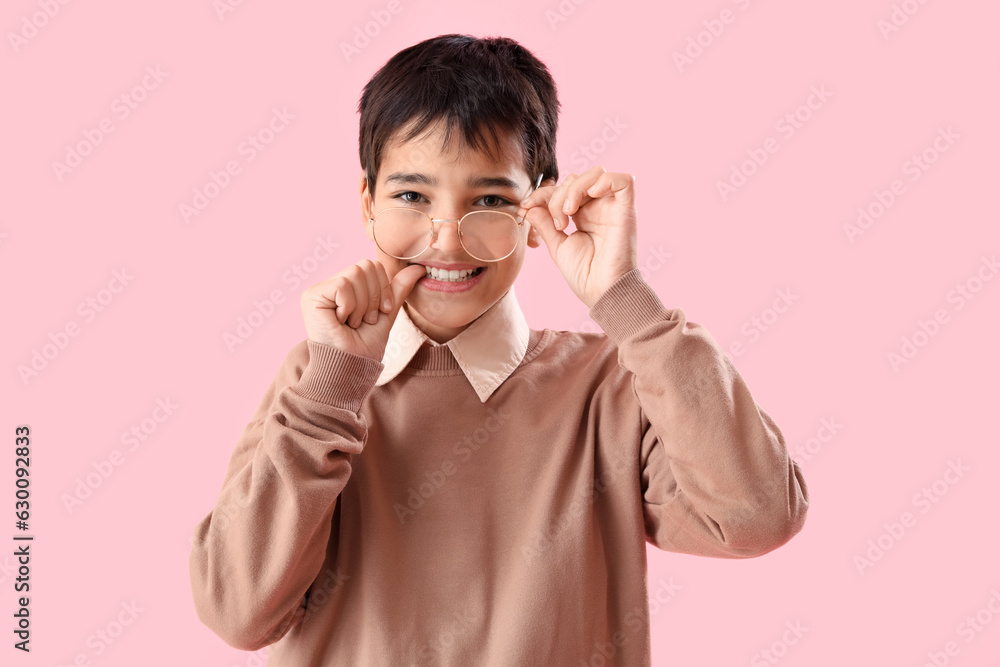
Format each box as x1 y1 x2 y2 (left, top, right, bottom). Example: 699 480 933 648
347 266 371 329
374 261 393 312
358 260 383 325
519 183 555 214
331 278 354 326
520 203 567 260
389 263 427 310
304 280 347 325
359 260 381 323
559 166 607 229
586 171 636 209
547 173 578 231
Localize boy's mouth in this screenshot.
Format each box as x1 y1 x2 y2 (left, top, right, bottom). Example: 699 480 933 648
409 263 486 283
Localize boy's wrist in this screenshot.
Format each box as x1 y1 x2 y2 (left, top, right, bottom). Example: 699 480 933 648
294 340 384 412
588 269 674 344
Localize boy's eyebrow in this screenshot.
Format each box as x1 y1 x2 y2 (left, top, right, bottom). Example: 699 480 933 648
384 172 522 191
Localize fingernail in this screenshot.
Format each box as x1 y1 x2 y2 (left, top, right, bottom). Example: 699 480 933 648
367 310 377 323
382 298 392 311
563 201 572 214
520 198 530 207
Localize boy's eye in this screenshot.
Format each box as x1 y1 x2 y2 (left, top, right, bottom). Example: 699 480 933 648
392 192 514 208
398 191 424 204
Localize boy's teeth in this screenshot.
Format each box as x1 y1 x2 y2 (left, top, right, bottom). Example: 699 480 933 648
425 266 480 282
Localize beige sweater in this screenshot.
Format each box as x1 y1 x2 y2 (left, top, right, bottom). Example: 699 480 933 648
188 269 809 666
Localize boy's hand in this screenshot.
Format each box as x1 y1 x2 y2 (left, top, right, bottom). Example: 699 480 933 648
300 260 426 361
518 166 639 309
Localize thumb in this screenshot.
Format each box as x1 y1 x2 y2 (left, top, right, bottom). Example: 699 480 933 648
388 263 426 312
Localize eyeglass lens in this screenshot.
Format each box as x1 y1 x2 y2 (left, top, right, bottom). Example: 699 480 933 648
373 209 519 262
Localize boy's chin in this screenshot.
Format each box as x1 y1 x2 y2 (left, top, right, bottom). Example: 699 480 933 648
404 298 485 328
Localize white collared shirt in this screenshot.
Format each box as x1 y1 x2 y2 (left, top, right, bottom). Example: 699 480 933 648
374 287 530 402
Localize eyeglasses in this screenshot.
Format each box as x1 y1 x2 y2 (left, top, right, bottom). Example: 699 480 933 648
369 174 544 263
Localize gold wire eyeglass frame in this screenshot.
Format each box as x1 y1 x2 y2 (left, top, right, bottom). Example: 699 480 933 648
369 173 545 263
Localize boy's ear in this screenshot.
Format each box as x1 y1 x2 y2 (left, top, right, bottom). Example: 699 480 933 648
359 171 375 241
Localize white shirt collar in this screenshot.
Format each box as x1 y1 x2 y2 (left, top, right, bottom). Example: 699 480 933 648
374 286 530 402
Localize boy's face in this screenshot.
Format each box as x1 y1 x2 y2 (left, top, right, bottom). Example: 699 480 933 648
360 119 553 343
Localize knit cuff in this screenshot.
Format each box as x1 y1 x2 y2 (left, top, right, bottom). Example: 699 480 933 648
293 340 384 413
588 269 674 344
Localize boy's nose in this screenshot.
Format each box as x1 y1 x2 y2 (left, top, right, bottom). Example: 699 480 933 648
428 219 465 254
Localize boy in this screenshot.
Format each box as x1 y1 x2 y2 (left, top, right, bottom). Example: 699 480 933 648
189 33 808 666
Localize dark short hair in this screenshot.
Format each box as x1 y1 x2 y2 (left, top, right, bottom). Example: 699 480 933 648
358 33 560 198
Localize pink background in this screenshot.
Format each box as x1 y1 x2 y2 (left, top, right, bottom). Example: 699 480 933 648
4 1 999 665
